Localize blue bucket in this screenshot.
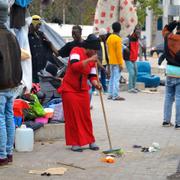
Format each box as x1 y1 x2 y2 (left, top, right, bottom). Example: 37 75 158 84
14 117 22 127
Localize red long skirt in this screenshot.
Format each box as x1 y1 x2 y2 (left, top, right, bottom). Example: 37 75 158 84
62 91 95 146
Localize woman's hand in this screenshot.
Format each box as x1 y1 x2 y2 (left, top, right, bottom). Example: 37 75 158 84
82 55 98 67
89 54 98 62
91 80 102 90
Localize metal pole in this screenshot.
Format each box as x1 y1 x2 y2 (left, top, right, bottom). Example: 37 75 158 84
63 3 66 24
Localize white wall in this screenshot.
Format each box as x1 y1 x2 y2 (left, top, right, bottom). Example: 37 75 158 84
47 23 93 42
141 9 152 48
172 0 180 5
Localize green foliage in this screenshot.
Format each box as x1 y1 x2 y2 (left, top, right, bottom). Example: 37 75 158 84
29 0 98 25
136 0 163 26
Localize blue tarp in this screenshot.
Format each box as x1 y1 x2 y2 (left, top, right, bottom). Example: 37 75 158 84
15 0 32 8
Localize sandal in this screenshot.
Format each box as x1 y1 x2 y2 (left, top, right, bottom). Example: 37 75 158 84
89 143 100 151
71 146 83 152
113 96 125 101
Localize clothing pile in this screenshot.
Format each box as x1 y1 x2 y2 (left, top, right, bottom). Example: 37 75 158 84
13 93 64 131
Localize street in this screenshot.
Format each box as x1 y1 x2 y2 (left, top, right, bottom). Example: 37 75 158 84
0 87 179 180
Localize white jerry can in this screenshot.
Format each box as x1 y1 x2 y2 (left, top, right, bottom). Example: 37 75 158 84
15 125 34 152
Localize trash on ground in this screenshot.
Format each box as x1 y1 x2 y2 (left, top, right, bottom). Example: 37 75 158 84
134 142 160 153
103 148 125 157
133 145 142 148
29 167 67 176
148 146 157 152
141 88 159 94
152 142 160 150
101 156 115 163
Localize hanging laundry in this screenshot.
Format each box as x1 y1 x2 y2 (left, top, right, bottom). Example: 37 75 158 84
15 0 32 8
10 3 26 29
93 0 137 37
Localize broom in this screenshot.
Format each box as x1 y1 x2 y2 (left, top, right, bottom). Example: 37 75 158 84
95 64 122 154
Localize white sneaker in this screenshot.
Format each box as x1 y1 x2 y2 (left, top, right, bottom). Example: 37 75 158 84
128 89 138 93
93 91 98 96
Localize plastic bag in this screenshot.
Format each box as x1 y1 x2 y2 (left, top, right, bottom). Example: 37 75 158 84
29 94 45 117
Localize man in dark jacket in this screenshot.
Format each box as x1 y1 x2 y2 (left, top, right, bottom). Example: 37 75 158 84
52 25 84 58
28 15 58 83
0 0 22 166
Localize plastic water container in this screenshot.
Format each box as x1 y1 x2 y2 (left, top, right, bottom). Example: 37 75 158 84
15 125 34 152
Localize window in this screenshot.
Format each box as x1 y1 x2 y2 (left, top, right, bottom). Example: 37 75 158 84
157 16 163 31
142 20 146 31
159 0 163 4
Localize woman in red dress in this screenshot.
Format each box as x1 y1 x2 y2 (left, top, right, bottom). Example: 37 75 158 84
58 34 101 152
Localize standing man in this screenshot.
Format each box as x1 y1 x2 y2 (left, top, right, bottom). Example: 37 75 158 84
98 28 109 93
0 0 22 166
123 26 141 93
139 36 147 61
162 21 180 129
54 25 84 58
106 22 125 100
92 28 109 95
28 15 58 83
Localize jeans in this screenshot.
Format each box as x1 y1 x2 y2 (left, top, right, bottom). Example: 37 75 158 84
108 65 121 99
92 65 107 92
100 65 107 92
0 89 15 159
125 61 137 90
163 77 180 125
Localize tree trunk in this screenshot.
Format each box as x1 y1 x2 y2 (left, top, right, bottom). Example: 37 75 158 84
151 12 158 47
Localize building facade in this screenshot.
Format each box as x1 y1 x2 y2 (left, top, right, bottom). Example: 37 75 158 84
142 0 180 47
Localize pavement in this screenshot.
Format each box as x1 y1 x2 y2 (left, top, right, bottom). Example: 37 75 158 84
1 57 179 180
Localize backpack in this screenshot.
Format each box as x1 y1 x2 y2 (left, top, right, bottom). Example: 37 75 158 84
0 28 22 90
164 34 180 67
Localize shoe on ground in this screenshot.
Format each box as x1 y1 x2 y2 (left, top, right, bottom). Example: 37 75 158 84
113 96 125 101
7 155 13 163
175 124 180 129
167 172 180 179
135 88 141 92
162 122 174 127
0 158 8 166
89 143 100 151
107 95 112 100
71 146 83 152
128 89 138 93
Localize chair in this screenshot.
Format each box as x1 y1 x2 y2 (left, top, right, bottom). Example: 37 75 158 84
137 61 160 87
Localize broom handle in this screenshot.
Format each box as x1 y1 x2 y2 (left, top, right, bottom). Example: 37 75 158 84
95 64 112 150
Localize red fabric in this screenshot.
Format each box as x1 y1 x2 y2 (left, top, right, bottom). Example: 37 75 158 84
58 47 97 146
58 47 96 93
62 92 95 146
130 41 139 62
13 99 30 117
